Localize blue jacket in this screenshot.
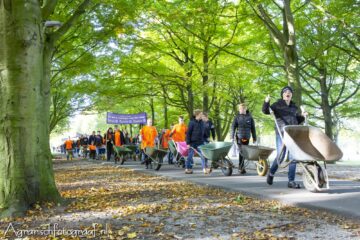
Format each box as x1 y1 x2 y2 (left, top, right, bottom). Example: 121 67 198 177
186 119 205 146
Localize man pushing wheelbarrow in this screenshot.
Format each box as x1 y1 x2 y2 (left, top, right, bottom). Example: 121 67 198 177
262 86 308 189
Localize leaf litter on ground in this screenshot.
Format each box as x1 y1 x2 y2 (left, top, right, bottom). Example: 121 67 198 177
0 159 359 239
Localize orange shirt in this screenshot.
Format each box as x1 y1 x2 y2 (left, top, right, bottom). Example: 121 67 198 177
161 129 171 149
140 126 158 149
65 140 73 150
171 123 187 142
114 130 122 146
89 144 96 151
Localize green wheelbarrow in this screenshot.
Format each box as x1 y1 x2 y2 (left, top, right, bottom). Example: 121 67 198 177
113 146 132 165
199 142 234 176
123 144 139 161
144 147 168 171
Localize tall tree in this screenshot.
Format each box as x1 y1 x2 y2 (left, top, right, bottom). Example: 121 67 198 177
0 0 92 217
248 0 303 105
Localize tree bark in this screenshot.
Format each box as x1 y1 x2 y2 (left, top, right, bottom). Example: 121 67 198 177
318 67 334 140
0 0 60 217
163 95 168 128
282 0 301 105
202 45 209 113
254 0 302 106
186 83 194 119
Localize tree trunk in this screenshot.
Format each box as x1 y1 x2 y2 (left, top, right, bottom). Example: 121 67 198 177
150 98 155 123
202 46 209 113
284 44 301 105
0 1 60 217
283 0 302 106
318 67 334 140
37 38 61 202
186 83 194 119
214 98 222 140
163 95 168 128
255 1 302 106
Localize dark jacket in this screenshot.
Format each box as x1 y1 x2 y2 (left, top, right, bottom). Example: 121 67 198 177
231 112 256 141
88 134 96 145
95 134 103 146
106 132 115 144
80 137 89 145
204 119 216 141
186 118 205 146
262 99 305 133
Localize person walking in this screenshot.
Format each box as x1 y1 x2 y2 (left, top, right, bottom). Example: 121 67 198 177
185 110 210 174
95 131 103 160
170 116 187 142
202 112 216 143
140 118 158 169
262 86 307 189
106 128 115 161
64 137 73 161
230 103 257 174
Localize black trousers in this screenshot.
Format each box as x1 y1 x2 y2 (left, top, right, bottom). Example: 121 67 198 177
106 142 113 161
237 138 249 169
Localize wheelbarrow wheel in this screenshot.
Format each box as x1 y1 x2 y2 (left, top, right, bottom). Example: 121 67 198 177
256 159 268 176
219 158 232 176
178 157 185 168
154 156 163 171
211 160 219 169
120 155 126 165
302 163 325 192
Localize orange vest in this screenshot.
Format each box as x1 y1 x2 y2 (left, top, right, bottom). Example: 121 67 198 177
65 140 73 150
140 126 158 149
115 131 122 146
171 123 187 142
161 129 171 149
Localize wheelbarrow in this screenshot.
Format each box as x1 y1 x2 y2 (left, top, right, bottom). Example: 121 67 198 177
144 146 168 171
240 145 275 176
281 125 343 192
168 140 186 168
199 142 234 176
113 146 132 164
123 144 139 161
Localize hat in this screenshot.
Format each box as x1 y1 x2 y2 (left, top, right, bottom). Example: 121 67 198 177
281 86 293 97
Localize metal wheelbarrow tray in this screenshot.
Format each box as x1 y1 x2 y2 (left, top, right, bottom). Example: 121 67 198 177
199 142 234 176
241 145 275 176
144 147 168 171
282 125 343 192
123 144 139 161
113 146 132 165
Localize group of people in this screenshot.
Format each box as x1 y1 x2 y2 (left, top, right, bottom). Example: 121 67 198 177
139 114 216 170
63 85 307 189
232 85 307 189
138 85 307 189
63 128 139 161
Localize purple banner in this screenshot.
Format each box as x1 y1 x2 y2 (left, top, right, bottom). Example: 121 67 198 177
106 112 147 124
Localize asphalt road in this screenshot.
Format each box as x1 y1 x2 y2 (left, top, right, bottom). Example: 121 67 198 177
112 158 360 221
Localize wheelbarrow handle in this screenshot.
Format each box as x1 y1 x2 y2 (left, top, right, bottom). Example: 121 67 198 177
269 108 284 142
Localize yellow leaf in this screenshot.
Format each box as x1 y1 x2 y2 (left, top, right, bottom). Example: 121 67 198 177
127 232 137 239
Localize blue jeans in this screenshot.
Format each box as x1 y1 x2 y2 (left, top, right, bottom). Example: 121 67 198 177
186 145 208 170
269 131 297 182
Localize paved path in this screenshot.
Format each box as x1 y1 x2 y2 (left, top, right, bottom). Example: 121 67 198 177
112 159 360 221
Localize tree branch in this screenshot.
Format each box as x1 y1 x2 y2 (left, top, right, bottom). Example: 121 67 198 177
50 0 92 42
41 0 58 19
